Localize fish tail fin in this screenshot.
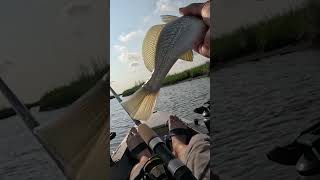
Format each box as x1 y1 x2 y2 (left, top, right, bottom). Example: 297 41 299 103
179 50 193 62
122 86 159 121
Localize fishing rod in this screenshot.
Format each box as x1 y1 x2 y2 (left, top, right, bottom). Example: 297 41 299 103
110 86 141 125
0 78 39 129
0 77 67 179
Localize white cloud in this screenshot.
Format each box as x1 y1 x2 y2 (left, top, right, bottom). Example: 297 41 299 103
130 61 140 67
113 45 142 64
143 15 151 23
113 45 126 52
119 52 141 63
153 0 205 14
129 61 141 72
154 0 181 14
119 30 143 43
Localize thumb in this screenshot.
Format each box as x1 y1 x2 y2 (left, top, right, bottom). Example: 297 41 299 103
179 3 203 16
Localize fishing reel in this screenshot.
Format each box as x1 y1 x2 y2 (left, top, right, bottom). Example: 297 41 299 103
134 154 196 180
130 155 170 180
137 124 197 180
267 121 320 177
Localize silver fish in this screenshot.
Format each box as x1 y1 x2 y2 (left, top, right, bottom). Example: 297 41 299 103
122 15 207 121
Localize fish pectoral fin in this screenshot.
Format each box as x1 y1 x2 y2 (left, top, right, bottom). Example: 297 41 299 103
179 50 193 62
142 24 166 72
160 15 179 23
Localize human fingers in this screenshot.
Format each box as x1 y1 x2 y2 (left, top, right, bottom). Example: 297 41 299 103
192 28 210 58
179 3 203 17
193 28 210 58
201 1 210 26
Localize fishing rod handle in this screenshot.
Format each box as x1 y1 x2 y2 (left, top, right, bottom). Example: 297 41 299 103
137 124 197 180
138 123 158 143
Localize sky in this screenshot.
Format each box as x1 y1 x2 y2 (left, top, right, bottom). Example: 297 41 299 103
110 0 209 93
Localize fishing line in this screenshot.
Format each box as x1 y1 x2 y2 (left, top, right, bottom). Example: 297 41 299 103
110 86 141 125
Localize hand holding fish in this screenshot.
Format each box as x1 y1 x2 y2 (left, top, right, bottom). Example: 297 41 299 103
179 1 211 58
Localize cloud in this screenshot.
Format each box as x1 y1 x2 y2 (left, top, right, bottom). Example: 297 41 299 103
154 0 205 14
130 61 140 67
119 30 143 43
143 16 151 23
113 45 142 64
154 0 181 14
119 52 141 63
129 61 141 72
113 45 126 52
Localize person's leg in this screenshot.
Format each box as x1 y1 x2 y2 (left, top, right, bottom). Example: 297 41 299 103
168 115 189 160
168 115 212 180
127 127 152 180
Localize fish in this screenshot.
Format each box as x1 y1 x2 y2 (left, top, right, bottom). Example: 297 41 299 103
122 15 207 121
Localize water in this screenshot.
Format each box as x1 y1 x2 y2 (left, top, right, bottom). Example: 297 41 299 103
110 77 210 152
212 49 320 180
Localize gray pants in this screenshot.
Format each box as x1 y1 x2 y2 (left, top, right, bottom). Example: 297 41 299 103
182 134 211 180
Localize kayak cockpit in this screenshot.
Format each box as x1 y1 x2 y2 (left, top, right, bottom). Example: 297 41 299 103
110 111 208 180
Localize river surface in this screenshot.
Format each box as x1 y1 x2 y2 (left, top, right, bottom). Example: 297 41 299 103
110 77 210 153
212 48 320 180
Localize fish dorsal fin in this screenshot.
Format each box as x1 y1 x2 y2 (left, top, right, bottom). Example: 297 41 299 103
142 24 165 72
179 50 193 61
160 15 179 23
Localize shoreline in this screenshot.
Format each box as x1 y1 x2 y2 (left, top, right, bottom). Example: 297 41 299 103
122 63 210 97
111 74 210 100
162 74 209 88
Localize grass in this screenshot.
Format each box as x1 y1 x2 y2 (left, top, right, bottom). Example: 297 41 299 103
38 57 108 111
212 0 320 64
122 63 209 97
163 63 209 86
122 81 145 97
